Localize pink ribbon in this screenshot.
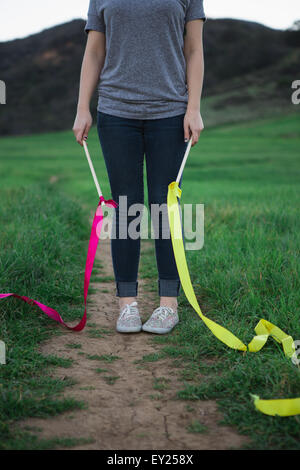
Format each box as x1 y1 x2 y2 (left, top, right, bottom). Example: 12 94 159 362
0 196 117 332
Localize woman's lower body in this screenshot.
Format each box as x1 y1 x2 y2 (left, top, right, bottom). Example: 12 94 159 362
96 110 187 333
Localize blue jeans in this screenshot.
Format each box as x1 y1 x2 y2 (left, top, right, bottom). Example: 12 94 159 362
97 111 187 298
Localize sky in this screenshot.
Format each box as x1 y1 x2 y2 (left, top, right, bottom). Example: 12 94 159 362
0 0 299 42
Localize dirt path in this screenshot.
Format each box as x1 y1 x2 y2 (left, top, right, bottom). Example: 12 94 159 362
18 237 249 450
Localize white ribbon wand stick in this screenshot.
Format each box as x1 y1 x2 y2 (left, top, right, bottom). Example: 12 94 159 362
82 140 105 206
176 136 193 183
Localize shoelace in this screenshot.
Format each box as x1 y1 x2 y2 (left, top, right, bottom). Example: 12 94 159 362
119 301 139 320
151 306 175 321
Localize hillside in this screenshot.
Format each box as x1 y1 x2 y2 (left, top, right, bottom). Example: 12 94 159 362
0 18 299 136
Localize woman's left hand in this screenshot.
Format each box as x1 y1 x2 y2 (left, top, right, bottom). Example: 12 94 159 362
183 109 204 147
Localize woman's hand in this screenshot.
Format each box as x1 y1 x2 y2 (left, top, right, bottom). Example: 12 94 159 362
183 109 204 147
72 109 93 146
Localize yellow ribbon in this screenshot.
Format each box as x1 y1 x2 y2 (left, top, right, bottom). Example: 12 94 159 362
167 181 299 417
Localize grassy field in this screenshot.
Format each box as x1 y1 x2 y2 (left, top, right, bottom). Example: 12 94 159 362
0 112 300 449
0 185 101 449
140 113 300 449
0 126 111 208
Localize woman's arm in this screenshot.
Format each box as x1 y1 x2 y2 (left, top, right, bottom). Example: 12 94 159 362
73 31 106 145
183 20 205 146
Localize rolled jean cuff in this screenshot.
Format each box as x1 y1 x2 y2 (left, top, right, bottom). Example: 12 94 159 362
158 279 181 297
116 281 138 297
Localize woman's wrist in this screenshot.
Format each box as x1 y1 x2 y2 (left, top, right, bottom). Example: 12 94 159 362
77 103 90 113
186 103 201 113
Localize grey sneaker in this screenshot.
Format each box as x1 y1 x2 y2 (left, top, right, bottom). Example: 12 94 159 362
142 306 179 334
116 301 142 333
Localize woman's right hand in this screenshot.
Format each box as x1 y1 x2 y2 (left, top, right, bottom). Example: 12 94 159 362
72 109 93 146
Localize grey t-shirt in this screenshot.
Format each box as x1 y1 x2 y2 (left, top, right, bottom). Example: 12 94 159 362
85 0 206 119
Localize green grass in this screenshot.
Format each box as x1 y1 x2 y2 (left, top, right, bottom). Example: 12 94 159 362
0 126 110 208
149 393 163 400
139 112 300 449
134 352 165 364
0 432 94 451
0 112 299 449
187 420 208 434
66 343 82 349
103 375 120 385
88 327 113 338
153 377 170 391
0 185 90 449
